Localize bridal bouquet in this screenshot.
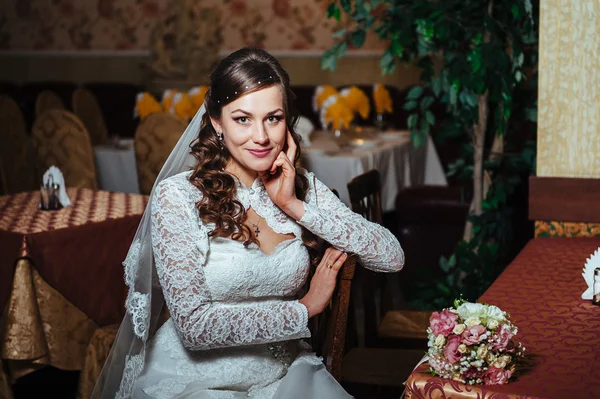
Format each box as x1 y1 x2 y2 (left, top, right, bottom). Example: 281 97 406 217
427 299 525 385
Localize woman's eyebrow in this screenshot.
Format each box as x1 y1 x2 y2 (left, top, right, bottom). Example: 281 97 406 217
230 108 284 116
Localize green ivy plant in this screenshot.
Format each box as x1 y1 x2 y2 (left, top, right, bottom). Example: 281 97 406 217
323 0 538 308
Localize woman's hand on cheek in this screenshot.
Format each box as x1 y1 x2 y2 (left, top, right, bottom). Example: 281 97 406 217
258 130 305 220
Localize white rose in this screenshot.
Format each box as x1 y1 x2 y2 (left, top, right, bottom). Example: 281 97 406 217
435 334 446 347
465 317 482 327
493 359 507 369
487 319 499 330
500 355 511 363
486 352 496 364
458 344 468 353
453 324 466 334
485 305 507 322
457 303 486 320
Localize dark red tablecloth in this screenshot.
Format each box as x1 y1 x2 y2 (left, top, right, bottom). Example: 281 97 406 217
405 238 600 399
0 189 147 325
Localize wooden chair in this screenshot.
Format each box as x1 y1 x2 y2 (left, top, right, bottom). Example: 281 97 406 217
134 112 187 195
309 254 357 381
72 88 109 146
341 169 426 389
35 90 65 118
32 109 98 189
0 95 37 194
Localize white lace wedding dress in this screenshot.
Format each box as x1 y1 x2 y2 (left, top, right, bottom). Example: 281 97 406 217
133 170 404 398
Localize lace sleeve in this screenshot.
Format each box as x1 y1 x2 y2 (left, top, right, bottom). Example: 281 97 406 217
151 179 310 351
298 172 404 272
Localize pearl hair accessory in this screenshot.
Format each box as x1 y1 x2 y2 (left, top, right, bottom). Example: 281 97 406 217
215 75 276 105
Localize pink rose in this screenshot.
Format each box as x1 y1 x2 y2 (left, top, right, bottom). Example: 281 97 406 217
443 335 462 364
492 324 515 351
461 324 487 345
483 366 512 385
430 309 458 337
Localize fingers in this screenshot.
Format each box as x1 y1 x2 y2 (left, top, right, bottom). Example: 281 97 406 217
285 130 297 164
269 151 294 175
331 252 348 271
318 247 346 272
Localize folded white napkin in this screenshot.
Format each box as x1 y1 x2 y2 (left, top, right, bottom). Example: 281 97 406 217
42 166 72 207
582 247 600 300
295 116 315 146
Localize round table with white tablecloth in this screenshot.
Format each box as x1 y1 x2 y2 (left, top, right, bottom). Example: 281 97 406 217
300 130 447 212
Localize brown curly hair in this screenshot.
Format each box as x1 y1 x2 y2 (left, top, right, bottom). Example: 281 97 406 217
188 47 325 266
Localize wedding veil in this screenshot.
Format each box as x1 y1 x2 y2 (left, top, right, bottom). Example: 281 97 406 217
91 105 207 398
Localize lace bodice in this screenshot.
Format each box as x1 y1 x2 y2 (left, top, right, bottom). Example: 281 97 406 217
150 170 404 352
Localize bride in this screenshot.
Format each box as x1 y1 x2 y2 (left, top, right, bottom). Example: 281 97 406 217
93 47 404 398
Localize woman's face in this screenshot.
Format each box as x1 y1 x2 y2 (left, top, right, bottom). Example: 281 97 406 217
211 85 287 180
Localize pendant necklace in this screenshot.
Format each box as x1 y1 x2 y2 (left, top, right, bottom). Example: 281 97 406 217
249 215 263 236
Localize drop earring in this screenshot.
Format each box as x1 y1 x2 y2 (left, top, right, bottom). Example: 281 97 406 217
216 131 224 150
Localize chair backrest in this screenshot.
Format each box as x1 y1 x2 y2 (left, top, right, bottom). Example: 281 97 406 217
134 112 187 195
346 169 383 224
32 109 98 189
0 95 37 194
309 254 357 381
347 169 388 347
72 88 109 146
35 90 65 118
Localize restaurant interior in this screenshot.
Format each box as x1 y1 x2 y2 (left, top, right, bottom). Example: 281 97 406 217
0 1 599 398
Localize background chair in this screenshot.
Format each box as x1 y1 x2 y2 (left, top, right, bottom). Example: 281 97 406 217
35 90 65 118
134 112 187 195
392 186 470 309
0 95 37 194
83 82 143 139
32 109 98 189
72 88 109 146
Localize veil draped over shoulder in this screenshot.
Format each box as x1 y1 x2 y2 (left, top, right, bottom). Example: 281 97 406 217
91 105 207 398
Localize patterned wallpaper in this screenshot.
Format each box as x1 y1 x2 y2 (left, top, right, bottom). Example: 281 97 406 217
537 0 600 177
0 0 385 52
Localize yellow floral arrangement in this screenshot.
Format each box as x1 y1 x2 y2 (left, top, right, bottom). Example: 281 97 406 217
161 89 178 112
170 92 195 121
373 83 393 114
134 92 162 119
189 85 209 114
312 84 339 112
339 86 370 119
320 95 355 131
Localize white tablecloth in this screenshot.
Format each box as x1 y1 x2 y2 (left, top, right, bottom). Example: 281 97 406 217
93 139 141 194
92 132 448 209
300 130 447 212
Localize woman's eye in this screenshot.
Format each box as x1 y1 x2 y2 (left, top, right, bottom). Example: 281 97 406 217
268 116 283 123
235 116 248 124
